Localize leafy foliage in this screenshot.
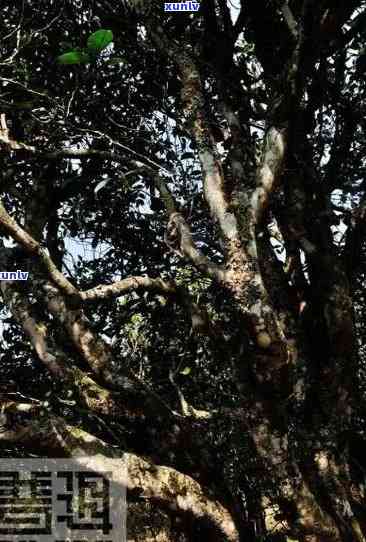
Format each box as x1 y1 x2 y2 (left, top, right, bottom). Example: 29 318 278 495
57 28 113 65
87 29 113 54
57 50 91 65
1 0 366 539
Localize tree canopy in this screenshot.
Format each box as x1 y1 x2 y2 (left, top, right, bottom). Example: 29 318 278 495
1 1 366 540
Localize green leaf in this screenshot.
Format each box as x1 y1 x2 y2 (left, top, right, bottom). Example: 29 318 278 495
57 50 90 65
87 29 113 54
180 367 191 376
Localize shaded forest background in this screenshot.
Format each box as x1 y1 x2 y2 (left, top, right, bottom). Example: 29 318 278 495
1 1 366 540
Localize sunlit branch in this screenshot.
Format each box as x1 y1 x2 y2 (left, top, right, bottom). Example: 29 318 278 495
0 200 78 296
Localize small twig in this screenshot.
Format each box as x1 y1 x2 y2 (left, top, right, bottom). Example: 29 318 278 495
66 86 79 118
131 370 183 418
75 126 174 176
169 369 212 420
32 11 63 36
0 0 25 41
0 77 57 103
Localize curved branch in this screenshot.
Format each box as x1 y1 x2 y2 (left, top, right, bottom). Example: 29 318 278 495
78 275 214 338
79 275 177 302
0 200 77 296
148 30 240 246
126 453 239 542
0 411 240 542
252 126 287 226
165 212 226 282
153 175 226 281
0 281 141 420
40 280 212 417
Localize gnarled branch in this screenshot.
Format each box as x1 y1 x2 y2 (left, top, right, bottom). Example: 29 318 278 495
0 410 240 542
